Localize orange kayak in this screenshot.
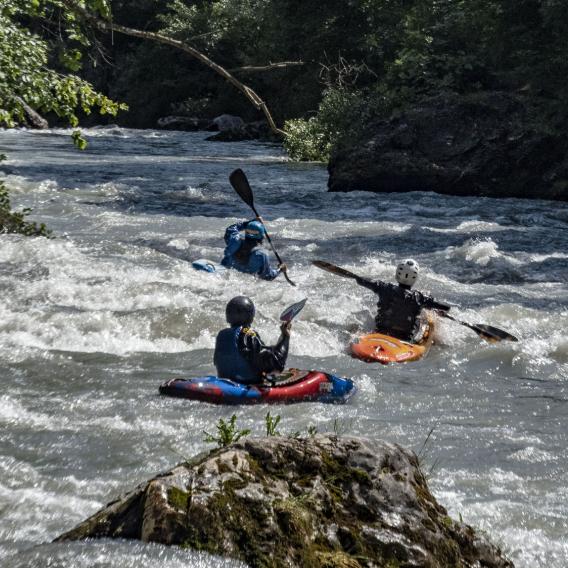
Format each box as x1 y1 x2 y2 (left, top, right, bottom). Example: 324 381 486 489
351 315 435 364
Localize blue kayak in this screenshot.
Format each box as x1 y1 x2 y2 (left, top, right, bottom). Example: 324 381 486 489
159 369 355 405
192 258 227 273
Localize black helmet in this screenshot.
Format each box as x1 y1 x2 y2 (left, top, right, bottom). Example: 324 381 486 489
226 296 255 326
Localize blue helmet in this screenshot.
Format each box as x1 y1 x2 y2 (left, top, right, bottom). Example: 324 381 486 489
244 220 266 241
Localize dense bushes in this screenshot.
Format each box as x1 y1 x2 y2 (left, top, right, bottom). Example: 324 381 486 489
2 1 567 162
283 0 568 160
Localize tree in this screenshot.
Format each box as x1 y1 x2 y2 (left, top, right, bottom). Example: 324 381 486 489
0 0 126 135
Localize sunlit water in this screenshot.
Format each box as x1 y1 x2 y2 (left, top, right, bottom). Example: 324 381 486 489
1 127 567 567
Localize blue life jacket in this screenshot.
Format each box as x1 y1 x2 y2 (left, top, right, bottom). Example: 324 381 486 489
221 223 280 280
214 326 258 384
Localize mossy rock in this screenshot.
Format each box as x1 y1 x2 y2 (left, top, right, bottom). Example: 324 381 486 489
55 435 514 568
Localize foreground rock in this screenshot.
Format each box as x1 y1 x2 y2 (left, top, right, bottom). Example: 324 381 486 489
328 91 568 201
56 435 513 568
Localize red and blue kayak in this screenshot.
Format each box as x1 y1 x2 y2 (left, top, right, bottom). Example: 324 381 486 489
159 368 355 405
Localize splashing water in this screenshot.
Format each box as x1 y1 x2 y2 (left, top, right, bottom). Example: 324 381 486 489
1 128 567 567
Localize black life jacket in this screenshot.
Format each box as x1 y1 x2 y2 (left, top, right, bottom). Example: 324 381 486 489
375 284 426 341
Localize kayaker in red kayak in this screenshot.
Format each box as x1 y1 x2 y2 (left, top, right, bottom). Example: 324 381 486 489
214 296 291 384
355 259 450 342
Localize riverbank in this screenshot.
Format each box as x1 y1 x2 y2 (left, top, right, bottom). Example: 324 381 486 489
328 92 568 201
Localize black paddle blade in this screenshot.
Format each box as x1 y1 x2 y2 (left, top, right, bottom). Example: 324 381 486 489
470 323 519 343
312 260 359 280
229 169 254 209
280 298 307 322
439 312 519 343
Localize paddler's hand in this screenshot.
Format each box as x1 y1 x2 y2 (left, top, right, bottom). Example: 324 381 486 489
278 263 288 273
256 215 264 224
280 321 292 338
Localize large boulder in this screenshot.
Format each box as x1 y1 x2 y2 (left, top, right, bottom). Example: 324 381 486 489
156 116 210 131
328 92 568 201
209 114 246 132
55 435 513 568
205 120 276 142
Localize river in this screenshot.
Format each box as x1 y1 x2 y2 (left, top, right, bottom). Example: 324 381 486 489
0 127 567 567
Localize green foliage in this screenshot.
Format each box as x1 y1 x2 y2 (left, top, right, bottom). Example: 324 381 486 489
283 0 568 159
203 414 251 447
71 130 88 150
283 117 331 163
283 88 370 162
264 412 281 437
0 0 127 135
200 414 326 445
0 176 51 238
5 0 565 156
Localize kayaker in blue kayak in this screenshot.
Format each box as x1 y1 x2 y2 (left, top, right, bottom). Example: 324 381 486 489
355 259 450 342
214 296 291 384
221 217 287 280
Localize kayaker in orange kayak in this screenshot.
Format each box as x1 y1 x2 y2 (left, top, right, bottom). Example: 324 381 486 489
354 259 451 342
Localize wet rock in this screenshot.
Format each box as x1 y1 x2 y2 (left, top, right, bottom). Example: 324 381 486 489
328 91 568 201
210 114 246 132
205 120 275 142
156 116 210 131
55 435 513 568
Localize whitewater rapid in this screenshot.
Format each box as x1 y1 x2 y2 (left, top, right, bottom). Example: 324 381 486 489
0 127 567 567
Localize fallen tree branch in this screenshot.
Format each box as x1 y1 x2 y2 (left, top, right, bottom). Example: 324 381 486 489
230 61 304 73
59 0 285 136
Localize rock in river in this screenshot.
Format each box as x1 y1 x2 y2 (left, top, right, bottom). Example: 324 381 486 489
328 91 568 201
56 435 513 568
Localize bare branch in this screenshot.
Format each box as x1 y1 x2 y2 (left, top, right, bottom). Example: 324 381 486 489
59 0 285 136
230 61 304 74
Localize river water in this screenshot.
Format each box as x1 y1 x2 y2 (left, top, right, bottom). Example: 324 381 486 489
0 128 567 567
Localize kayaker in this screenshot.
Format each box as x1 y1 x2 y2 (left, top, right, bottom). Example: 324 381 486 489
214 296 291 384
221 217 287 280
355 259 450 342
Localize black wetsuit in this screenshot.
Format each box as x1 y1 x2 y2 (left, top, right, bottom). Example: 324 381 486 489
214 325 290 384
356 277 450 341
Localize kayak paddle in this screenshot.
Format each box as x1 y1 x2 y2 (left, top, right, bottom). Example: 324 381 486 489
312 260 373 285
280 298 307 323
229 168 296 287
437 312 518 343
312 260 518 343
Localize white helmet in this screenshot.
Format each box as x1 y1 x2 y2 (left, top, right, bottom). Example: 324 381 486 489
395 259 419 287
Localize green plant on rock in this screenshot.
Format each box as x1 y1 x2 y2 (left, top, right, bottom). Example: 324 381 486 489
416 425 442 482
203 414 251 447
307 424 318 437
265 411 281 436
331 417 354 437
